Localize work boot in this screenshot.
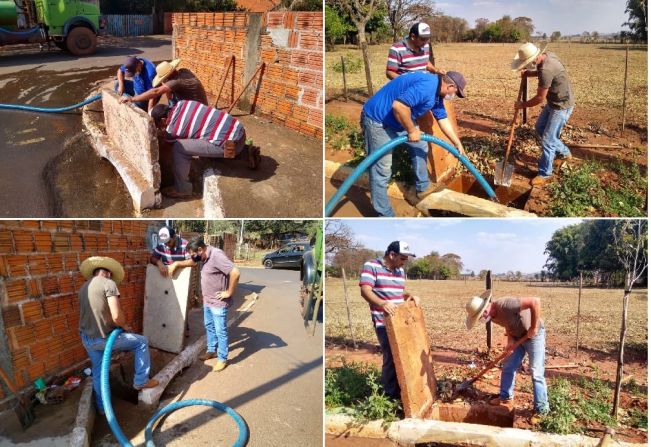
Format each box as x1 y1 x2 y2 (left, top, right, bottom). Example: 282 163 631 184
214 360 228 372
531 175 552 186
247 145 261 170
134 379 159 390
488 397 513 409
553 154 573 172
199 351 217 361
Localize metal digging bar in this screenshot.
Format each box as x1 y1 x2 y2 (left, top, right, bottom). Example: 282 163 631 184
325 134 498 217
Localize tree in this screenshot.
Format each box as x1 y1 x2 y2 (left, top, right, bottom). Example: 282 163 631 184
325 220 358 254
551 31 561 42
591 31 600 42
478 269 488 279
542 32 547 40
339 0 379 95
612 220 648 420
407 258 433 279
622 0 648 42
325 5 352 47
386 0 437 42
513 16 534 41
332 247 382 278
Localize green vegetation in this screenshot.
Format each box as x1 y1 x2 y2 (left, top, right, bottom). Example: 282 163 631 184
539 377 616 434
331 54 363 74
548 160 646 217
325 114 365 160
325 363 401 422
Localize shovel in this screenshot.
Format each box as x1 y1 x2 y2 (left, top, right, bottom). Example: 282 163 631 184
0 366 35 429
494 78 527 187
451 334 529 399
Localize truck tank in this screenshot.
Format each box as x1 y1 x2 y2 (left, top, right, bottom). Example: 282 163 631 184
0 1 18 29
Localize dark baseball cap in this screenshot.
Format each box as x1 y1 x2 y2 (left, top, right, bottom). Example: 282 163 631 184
123 56 140 75
446 71 467 98
386 241 416 257
409 22 431 38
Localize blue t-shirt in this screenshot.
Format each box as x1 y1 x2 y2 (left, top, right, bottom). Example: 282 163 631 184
120 57 157 95
363 72 447 131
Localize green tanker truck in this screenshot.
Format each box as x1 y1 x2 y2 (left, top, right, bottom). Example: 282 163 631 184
0 0 104 56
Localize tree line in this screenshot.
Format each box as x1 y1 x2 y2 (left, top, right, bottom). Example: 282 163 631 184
544 220 648 287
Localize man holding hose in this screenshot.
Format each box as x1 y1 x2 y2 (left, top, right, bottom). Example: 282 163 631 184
361 71 467 217
465 294 549 420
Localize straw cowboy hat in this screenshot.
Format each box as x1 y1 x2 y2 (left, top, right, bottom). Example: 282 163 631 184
152 59 182 87
511 42 547 71
80 256 125 285
465 290 492 330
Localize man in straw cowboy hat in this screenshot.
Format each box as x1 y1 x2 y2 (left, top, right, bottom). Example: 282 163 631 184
465 293 549 418
361 70 468 216
359 241 421 399
78 256 158 414
120 59 208 112
511 42 575 186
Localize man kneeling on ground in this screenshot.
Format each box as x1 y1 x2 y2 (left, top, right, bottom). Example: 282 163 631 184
150 101 260 199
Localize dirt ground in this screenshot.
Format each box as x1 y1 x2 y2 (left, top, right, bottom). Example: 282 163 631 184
325 279 648 443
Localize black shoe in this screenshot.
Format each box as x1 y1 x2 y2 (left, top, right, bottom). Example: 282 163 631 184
199 351 217 361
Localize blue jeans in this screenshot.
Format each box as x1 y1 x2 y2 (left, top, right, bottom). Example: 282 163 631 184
80 330 152 411
499 324 549 414
204 305 229 361
113 80 147 111
535 105 574 177
375 326 400 400
361 111 430 217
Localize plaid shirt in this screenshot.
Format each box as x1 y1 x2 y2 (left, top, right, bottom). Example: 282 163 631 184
151 236 190 265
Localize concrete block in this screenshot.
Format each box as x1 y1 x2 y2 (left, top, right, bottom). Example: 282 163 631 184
102 90 160 186
143 264 192 354
82 92 161 213
385 300 437 419
203 169 225 218
70 378 94 447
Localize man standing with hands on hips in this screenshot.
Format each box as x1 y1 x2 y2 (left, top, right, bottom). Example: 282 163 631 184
187 237 240 372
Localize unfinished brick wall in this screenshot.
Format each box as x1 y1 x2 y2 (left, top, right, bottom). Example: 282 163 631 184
172 11 323 140
0 221 156 396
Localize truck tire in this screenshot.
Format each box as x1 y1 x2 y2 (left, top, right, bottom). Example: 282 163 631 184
66 26 96 56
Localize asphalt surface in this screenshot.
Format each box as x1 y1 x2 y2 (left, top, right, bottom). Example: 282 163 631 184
92 267 323 446
0 36 173 217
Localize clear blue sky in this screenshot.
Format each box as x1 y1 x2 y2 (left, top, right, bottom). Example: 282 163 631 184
436 0 630 35
337 218 583 274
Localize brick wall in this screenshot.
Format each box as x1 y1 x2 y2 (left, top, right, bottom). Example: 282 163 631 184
0 221 155 396
172 11 323 140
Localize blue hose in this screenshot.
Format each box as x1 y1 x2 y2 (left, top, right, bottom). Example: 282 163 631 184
0 94 101 113
325 134 497 217
101 328 249 447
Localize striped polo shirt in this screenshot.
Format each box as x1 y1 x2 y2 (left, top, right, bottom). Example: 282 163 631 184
386 39 431 75
165 100 244 147
359 257 406 328
151 237 190 265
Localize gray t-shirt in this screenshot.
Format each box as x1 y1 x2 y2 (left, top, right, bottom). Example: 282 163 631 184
491 297 543 339
200 245 234 309
164 68 208 106
79 276 120 339
538 52 575 110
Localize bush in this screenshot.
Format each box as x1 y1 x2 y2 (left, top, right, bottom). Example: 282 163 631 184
331 54 363 74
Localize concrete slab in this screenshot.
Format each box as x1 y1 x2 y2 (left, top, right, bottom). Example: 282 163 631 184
143 264 193 354
385 300 437 419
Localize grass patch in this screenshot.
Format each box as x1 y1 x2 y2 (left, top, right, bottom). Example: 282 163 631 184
548 160 647 217
539 376 616 435
628 407 648 430
330 53 363 74
325 362 401 422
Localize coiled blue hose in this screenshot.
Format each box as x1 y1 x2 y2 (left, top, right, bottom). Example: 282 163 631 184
325 134 497 217
0 94 101 113
101 328 249 447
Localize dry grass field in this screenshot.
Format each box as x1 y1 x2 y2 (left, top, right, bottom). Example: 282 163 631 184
326 278 648 355
326 42 648 130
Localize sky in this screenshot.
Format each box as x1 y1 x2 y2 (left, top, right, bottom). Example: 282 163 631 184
336 218 584 274
435 0 630 36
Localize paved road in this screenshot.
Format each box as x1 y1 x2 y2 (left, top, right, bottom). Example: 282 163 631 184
0 36 172 217
92 267 323 446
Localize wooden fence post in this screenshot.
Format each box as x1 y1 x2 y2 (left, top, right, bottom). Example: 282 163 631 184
575 272 583 354
621 44 629 133
341 55 348 102
341 268 357 349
